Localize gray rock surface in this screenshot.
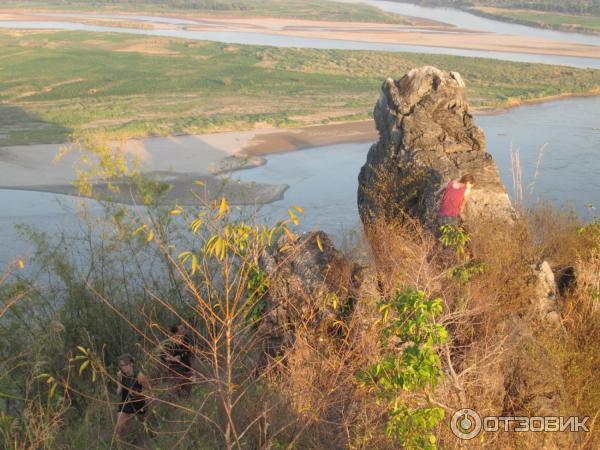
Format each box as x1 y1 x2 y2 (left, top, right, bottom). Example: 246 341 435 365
534 261 562 328
257 231 359 359
358 66 514 228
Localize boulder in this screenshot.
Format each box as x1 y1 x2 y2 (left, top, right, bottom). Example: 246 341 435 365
533 261 562 328
358 66 514 229
257 231 360 359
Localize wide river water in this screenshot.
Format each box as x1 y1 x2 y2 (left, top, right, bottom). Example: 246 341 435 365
0 4 599 267
346 1 600 46
232 96 600 233
1 96 599 267
1 5 600 69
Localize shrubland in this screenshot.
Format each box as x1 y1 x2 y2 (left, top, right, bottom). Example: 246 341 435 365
402 0 600 34
1 30 599 146
1 138 599 449
469 6 600 34
0 0 409 24
408 0 600 16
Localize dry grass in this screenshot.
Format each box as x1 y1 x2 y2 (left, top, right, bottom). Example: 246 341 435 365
1 172 599 448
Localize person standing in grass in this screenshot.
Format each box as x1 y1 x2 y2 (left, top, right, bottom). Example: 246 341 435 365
435 174 475 226
161 322 195 398
115 354 152 439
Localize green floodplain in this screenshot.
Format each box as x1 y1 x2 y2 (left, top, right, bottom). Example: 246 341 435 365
471 6 600 34
406 0 600 34
1 4 600 450
1 0 409 24
1 30 599 146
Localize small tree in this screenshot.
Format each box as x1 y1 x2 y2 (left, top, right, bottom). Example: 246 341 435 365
357 289 447 450
439 224 470 257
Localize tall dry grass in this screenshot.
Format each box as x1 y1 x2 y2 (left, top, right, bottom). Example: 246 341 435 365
2 142 599 449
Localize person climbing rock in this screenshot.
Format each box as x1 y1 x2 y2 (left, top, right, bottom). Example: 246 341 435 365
435 174 475 226
115 354 152 439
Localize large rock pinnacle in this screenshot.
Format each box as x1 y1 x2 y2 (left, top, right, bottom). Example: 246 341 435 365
358 66 514 228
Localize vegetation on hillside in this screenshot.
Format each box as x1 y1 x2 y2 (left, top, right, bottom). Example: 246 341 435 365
0 0 410 24
1 30 599 146
404 0 600 34
408 0 600 16
470 6 600 34
1 140 599 448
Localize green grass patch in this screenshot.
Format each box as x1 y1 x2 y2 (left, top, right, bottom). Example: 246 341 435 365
0 0 409 24
0 30 599 146
407 0 600 17
472 6 600 34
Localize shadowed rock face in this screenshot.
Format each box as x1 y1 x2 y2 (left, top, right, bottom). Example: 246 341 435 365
358 66 514 228
257 231 360 359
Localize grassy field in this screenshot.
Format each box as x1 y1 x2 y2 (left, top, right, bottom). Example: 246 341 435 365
0 0 410 24
409 0 600 16
1 30 599 146
471 6 600 34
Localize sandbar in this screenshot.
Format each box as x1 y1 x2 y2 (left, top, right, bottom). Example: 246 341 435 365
1 10 598 59
0 131 286 205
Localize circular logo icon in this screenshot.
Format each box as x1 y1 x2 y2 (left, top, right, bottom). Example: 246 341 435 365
451 408 482 440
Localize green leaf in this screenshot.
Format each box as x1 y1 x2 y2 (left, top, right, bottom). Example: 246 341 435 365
79 360 90 376
49 383 57 399
191 255 198 275
316 234 324 252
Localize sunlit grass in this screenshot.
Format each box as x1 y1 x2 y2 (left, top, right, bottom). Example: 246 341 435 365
0 30 599 146
472 6 600 33
0 0 409 24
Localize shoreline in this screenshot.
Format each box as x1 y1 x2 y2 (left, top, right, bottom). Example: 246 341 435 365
1 90 598 206
0 6 455 28
241 90 600 156
1 9 599 60
464 6 600 38
5 4 599 38
0 91 596 158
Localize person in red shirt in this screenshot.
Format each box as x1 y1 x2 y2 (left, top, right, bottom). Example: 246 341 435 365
435 174 475 226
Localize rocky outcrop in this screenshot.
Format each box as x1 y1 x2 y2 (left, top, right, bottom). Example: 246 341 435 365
257 231 360 359
356 67 569 441
461 262 566 448
358 66 514 228
498 316 564 422
534 261 563 328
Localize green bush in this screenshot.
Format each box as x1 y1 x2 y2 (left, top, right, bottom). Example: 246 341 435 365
357 289 447 450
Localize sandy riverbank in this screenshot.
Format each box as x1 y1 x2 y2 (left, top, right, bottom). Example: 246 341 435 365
1 10 599 59
182 16 600 59
1 90 599 204
0 131 287 205
0 122 377 206
241 90 600 155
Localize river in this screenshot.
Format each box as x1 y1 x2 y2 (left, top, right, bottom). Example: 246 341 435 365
345 1 600 46
1 14 600 69
0 5 599 267
233 96 600 232
2 96 599 267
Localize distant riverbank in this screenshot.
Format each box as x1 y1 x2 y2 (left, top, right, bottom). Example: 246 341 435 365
2 9 599 60
2 90 599 207
466 7 600 37
241 90 600 156
1 27 599 148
